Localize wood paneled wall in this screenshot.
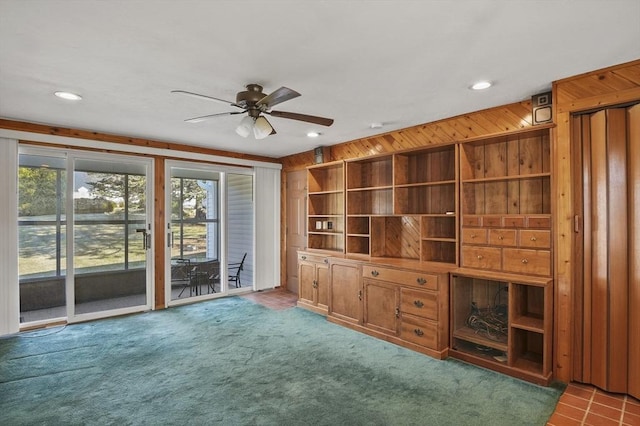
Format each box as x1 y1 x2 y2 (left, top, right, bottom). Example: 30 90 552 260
554 58 640 382
280 101 535 171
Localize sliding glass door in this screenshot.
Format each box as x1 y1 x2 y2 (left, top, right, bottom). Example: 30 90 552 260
72 157 151 317
18 147 153 325
166 162 254 304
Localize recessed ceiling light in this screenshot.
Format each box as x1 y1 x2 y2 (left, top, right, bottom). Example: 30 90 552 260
307 132 320 138
370 122 383 129
54 91 82 101
471 81 492 90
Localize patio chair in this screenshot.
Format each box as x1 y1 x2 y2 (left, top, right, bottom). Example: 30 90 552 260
172 258 194 297
228 253 247 288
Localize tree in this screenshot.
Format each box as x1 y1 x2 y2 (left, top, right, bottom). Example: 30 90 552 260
87 173 147 212
18 166 65 217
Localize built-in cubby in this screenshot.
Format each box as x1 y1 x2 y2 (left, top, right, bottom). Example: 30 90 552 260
342 144 457 264
306 161 345 253
450 269 552 385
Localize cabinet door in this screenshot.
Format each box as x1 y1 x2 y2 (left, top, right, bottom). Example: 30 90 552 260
364 279 398 335
298 261 317 305
316 262 329 309
329 261 362 324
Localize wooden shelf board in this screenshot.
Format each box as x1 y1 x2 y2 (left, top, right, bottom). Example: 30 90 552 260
461 172 551 184
452 326 508 352
511 315 544 333
452 268 553 286
346 186 393 192
421 237 456 242
308 231 344 236
347 233 370 238
308 189 344 195
394 180 456 188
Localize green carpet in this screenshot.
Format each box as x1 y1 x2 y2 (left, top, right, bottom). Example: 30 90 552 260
0 297 563 425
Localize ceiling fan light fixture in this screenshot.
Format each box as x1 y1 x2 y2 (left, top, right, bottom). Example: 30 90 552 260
253 116 273 139
236 116 255 138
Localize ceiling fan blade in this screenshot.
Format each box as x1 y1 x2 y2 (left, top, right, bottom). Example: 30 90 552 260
185 111 245 123
257 87 301 108
267 110 334 126
171 90 242 108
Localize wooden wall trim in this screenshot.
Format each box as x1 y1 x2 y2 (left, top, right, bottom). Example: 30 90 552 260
0 118 281 165
553 58 640 383
154 158 166 309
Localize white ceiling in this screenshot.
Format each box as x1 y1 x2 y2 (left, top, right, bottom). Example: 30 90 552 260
1 1 639 158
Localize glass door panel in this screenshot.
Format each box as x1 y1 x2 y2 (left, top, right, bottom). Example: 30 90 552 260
169 169 220 301
18 153 67 324
73 158 150 316
226 173 253 291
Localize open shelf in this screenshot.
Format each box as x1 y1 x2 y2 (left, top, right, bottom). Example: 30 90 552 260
394 145 456 185
347 188 393 215
308 161 344 193
347 155 393 189
394 183 456 215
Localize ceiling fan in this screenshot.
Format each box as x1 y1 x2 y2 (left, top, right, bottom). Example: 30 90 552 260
171 84 334 139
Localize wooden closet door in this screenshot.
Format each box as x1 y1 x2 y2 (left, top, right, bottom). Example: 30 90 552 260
628 104 640 399
574 105 639 398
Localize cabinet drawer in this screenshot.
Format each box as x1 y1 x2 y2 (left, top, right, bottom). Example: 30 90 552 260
502 216 526 228
519 230 551 248
399 313 438 349
298 252 329 264
362 265 438 290
461 246 501 270
527 215 551 229
400 288 438 321
502 248 551 276
462 215 481 227
488 229 517 246
482 215 502 227
462 228 488 245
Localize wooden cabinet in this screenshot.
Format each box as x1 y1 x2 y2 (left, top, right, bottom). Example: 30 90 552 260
297 252 329 314
459 128 552 278
327 258 362 325
329 261 449 359
307 161 345 253
450 269 553 385
344 145 457 264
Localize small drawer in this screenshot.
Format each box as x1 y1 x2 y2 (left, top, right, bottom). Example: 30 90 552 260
502 216 526 228
527 215 551 229
399 313 438 349
482 215 502 227
298 252 328 263
362 265 438 290
502 248 551 276
519 230 551 248
461 246 501 270
462 215 482 227
400 288 438 321
462 228 488 245
489 229 517 247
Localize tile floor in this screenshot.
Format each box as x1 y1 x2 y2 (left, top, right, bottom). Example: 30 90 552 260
245 289 640 426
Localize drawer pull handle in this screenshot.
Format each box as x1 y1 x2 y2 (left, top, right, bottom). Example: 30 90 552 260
417 278 426 285
395 307 400 318
358 290 362 301
471 234 476 239
521 258 529 264
530 236 537 241
413 329 424 337
312 280 318 288
371 270 379 277
413 300 424 308
498 235 504 240
301 255 306 260
477 255 483 260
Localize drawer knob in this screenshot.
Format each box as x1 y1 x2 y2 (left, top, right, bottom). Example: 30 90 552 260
395 307 400 318
521 258 529 264
413 329 424 337
312 280 318 288
323 258 328 264
416 277 427 285
371 270 379 277
530 236 537 241
477 255 483 260
413 300 424 308
301 255 306 260
471 234 476 239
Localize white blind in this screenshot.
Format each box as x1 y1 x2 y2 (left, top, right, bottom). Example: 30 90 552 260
0 138 19 336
